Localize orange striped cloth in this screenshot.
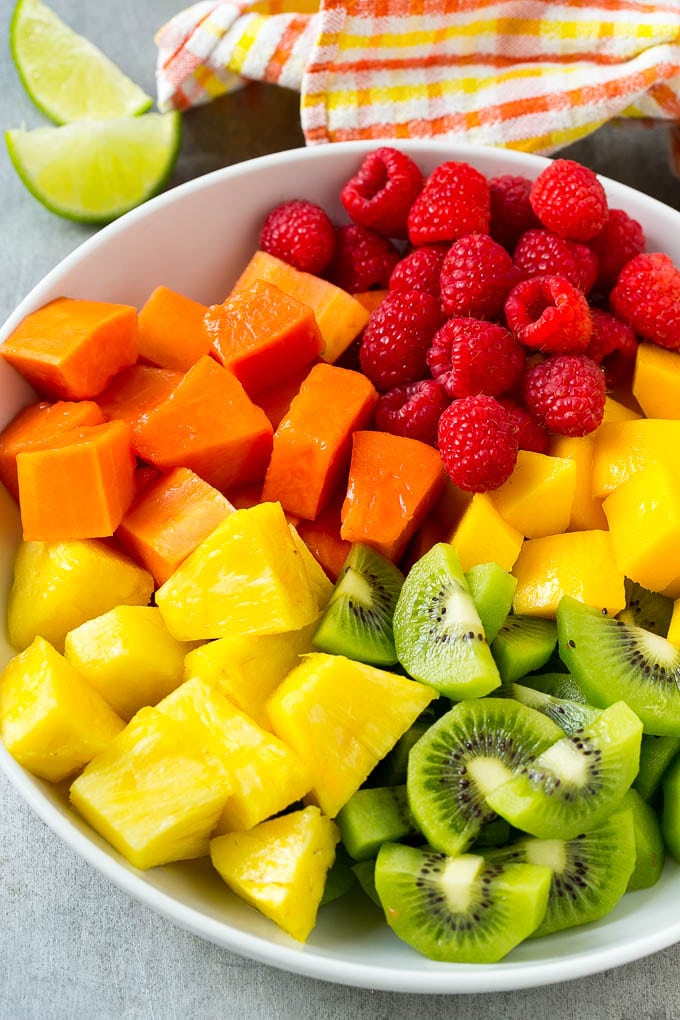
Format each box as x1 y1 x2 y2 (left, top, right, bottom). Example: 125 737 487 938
155 0 680 152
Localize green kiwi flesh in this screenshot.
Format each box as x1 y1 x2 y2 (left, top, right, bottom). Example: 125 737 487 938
633 734 680 802
485 805 636 936
470 818 512 849
617 579 673 637
522 672 590 704
661 753 680 863
500 682 601 736
407 698 563 855
336 785 419 861
491 615 557 683
393 543 501 699
374 842 551 963
352 859 380 906
624 789 665 891
312 543 404 666
465 561 517 643
369 704 440 787
320 844 356 905
486 701 643 839
557 595 680 736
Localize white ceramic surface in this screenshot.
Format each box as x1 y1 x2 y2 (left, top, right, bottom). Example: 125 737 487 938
1 141 680 995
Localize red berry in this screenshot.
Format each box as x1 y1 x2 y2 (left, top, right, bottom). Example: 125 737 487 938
427 317 525 399
328 224 401 293
489 174 540 250
589 208 646 292
609 251 680 350
437 395 518 493
340 147 424 239
522 354 606 437
504 275 592 354
389 245 448 297
513 229 596 294
586 308 639 389
569 242 599 296
530 159 608 242
260 199 335 275
498 396 550 454
374 379 449 446
359 290 442 390
407 161 490 246
440 234 518 320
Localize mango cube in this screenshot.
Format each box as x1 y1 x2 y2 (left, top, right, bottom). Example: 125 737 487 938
489 451 577 539
70 706 232 869
512 530 625 618
601 395 642 424
0 636 124 782
633 342 680 419
450 493 523 572
267 652 435 818
591 418 680 499
210 805 339 942
548 435 607 531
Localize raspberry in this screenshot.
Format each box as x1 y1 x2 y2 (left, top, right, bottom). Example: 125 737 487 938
327 224 401 293
609 251 680 350
498 397 550 454
439 234 518 320
504 275 592 354
589 208 646 292
340 147 424 239
427 317 525 399
389 244 448 297
530 159 608 241
374 379 449 446
407 161 490 246
586 307 639 376
437 395 518 492
569 242 599 296
259 199 336 275
522 354 606 436
489 174 540 250
359 289 442 390
513 230 597 294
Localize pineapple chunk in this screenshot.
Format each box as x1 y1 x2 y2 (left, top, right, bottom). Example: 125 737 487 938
70 706 232 869
64 606 193 721
267 652 435 818
288 524 333 610
157 677 311 831
155 502 320 641
210 805 339 942
8 539 153 653
0 636 124 782
183 622 316 730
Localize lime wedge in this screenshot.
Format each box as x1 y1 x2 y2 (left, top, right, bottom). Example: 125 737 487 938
5 113 182 224
10 0 152 124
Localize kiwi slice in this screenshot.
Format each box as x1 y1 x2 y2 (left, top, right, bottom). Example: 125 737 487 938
374 842 551 963
617 579 673 637
624 789 665 891
662 752 680 863
336 785 419 861
464 562 517 644
393 543 501 699
470 818 512 849
491 615 557 683
312 543 404 666
500 682 601 736
522 671 590 703
485 804 636 937
634 734 680 802
352 859 380 906
320 844 356 905
369 703 440 787
407 698 563 855
557 595 680 736
486 701 643 839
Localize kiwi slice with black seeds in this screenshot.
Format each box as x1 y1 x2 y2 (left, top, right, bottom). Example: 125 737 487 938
374 842 551 963
393 543 501 699
486 700 643 839
633 733 680 802
624 788 665 891
464 561 517 644
522 671 589 703
491 614 557 683
312 543 404 666
407 698 563 856
500 682 601 736
485 804 636 937
557 595 680 736
616 578 673 637
336 785 419 861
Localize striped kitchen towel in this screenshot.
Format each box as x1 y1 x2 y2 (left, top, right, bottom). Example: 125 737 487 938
155 0 680 153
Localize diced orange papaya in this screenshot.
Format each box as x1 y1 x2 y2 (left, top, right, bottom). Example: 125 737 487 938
252 360 317 430
137 285 212 371
296 501 351 582
97 364 182 447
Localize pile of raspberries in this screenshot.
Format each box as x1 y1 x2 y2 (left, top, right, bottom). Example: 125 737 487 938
258 147 680 493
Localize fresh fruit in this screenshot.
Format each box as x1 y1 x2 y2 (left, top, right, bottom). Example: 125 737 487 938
259 199 336 275
616 579 673 637
661 753 680 863
340 146 424 238
373 380 449 446
625 788 665 890
610 252 680 350
451 493 523 573
588 207 646 292
439 234 517 320
136 286 211 372
512 229 594 292
488 173 539 249
499 682 600 736
427 318 525 400
388 245 447 297
328 224 401 293
336 785 418 860
504 276 592 354
491 614 557 683
634 734 680 801
529 159 608 241
488 450 577 540
359 289 442 391
632 341 680 418
407 161 490 245
437 395 519 493
465 561 517 644
521 354 605 436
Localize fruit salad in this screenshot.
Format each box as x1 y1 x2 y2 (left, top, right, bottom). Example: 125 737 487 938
1 147 680 965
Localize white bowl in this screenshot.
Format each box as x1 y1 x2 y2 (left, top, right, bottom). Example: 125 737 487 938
2 140 680 995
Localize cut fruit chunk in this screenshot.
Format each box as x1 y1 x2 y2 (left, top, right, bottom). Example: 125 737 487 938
616 579 673 637
501 683 601 736
336 785 418 861
374 842 551 964
465 561 517 644
10 0 152 124
6 112 181 224
491 614 557 683
633 734 680 801
624 789 665 891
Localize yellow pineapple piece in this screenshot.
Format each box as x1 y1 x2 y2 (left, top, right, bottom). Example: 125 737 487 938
70 706 232 869
488 451 577 539
288 524 333 610
267 652 435 818
64 606 194 721
548 435 608 531
632 342 680 419
0 635 124 782
210 805 339 942
155 502 320 641
591 418 680 499
8 539 153 653
183 622 316 730
157 677 311 832
450 493 523 572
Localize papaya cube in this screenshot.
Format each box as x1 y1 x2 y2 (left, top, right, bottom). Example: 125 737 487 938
117 467 234 586
592 418 680 499
252 361 316 430
98 364 182 441
633 342 680 419
210 806 339 942
0 636 124 781
8 539 154 653
157 677 311 832
450 493 523 572
64 606 192 721
267 652 435 818
603 462 680 595
137 285 211 371
69 706 232 869
288 524 334 609
295 501 352 583
512 530 625 618
548 435 608 531
155 501 321 641
489 451 577 539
